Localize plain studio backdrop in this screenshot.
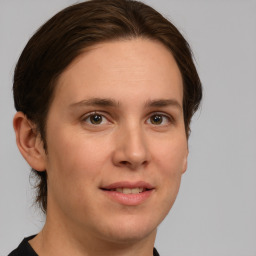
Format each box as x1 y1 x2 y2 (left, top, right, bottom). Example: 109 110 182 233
1 1 256 255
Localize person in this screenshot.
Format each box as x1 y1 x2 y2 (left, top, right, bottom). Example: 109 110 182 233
9 0 202 255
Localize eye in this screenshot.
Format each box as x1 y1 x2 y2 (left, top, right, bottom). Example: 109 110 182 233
147 113 171 126
83 113 109 125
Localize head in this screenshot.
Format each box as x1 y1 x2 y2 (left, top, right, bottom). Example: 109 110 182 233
13 0 202 238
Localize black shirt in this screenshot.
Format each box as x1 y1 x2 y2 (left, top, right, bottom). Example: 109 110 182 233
8 235 37 256
8 235 160 256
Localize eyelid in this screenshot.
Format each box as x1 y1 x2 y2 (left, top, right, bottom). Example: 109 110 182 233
81 111 112 124
80 110 175 125
146 111 175 125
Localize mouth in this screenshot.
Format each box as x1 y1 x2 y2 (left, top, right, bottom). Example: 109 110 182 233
100 181 154 206
101 187 151 194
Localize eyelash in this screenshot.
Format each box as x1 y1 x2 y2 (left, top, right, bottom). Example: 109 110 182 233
81 111 174 126
146 112 173 126
82 111 110 126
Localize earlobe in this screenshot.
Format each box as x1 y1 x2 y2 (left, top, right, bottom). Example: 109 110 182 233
13 112 46 171
181 150 188 174
182 158 188 174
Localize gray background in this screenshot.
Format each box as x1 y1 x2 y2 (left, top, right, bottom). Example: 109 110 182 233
1 0 256 255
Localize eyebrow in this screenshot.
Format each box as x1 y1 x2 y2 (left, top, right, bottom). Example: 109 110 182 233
145 99 182 110
69 97 182 110
69 98 119 108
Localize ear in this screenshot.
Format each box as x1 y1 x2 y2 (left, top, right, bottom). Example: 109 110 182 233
181 148 188 174
13 112 46 171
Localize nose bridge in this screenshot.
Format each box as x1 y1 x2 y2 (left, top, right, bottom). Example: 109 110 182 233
113 120 150 169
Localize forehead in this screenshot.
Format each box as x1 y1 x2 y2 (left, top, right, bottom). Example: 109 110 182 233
53 38 183 106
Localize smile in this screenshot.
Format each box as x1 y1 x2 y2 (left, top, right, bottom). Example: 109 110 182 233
101 181 154 205
107 187 145 194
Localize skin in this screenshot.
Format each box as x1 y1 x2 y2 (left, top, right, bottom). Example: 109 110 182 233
14 38 188 256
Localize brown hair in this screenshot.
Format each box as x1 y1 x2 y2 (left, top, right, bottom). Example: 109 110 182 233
13 0 202 213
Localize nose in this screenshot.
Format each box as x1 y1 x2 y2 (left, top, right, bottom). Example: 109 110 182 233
112 125 150 170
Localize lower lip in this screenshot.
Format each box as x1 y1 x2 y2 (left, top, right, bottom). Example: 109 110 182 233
102 189 154 206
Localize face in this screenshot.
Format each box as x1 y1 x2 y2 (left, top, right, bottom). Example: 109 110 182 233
43 38 188 243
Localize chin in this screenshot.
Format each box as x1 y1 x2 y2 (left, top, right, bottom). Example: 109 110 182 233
97 214 159 244
105 227 156 245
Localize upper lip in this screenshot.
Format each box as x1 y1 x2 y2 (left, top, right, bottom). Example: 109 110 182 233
101 181 154 190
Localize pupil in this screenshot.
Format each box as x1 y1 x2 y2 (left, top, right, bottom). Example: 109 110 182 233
90 115 102 124
151 115 162 124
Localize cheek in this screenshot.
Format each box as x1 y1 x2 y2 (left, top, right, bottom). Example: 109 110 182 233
45 131 111 215
152 137 187 205
47 127 107 169
45 130 110 194
153 135 187 174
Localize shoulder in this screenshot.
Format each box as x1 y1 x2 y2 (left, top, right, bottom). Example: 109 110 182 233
153 247 160 256
8 235 38 256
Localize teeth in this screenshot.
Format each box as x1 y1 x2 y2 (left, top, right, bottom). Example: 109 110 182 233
114 188 144 194
132 188 140 194
123 188 131 194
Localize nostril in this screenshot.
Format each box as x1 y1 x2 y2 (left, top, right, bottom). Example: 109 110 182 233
142 160 148 165
119 160 148 169
120 161 129 165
